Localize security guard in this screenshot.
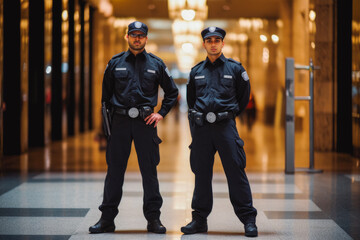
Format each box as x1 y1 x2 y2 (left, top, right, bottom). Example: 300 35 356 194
89 21 179 234
181 27 258 237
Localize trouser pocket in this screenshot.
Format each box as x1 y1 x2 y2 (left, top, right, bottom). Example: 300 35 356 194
235 138 246 169
152 135 162 165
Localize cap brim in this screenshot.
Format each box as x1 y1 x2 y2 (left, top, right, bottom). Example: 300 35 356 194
203 32 223 39
128 29 147 35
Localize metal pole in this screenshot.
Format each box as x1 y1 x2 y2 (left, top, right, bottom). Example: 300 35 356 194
309 58 314 169
285 58 295 174
304 58 323 173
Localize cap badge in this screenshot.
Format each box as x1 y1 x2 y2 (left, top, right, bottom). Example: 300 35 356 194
134 21 142 28
209 27 216 32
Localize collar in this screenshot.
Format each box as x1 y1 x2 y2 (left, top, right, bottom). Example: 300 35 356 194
125 49 147 60
205 53 226 66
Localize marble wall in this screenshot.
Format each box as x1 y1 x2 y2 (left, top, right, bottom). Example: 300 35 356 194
312 0 335 151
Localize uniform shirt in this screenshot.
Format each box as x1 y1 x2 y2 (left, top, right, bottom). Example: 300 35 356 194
102 49 179 117
187 54 250 115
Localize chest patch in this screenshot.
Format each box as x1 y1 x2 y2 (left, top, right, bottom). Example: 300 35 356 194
115 67 126 71
195 75 205 79
147 69 156 74
224 75 233 79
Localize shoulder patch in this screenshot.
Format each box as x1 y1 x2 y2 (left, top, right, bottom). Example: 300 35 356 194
191 60 204 70
111 52 125 59
165 67 171 77
228 58 241 65
241 71 250 81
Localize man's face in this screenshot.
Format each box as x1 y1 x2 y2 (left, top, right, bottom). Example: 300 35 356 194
127 30 148 51
203 36 224 56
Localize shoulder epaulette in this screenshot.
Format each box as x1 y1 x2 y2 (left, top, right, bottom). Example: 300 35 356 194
228 58 241 65
148 53 163 62
191 60 204 70
111 51 125 59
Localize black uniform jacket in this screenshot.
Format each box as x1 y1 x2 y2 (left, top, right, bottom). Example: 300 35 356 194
187 54 250 115
102 49 179 117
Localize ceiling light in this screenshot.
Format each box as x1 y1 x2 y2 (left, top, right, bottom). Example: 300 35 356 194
62 10 68 21
222 5 230 11
182 43 194 53
181 9 196 21
148 4 156 10
99 0 113 17
271 34 279 44
309 10 316 21
260 35 267 42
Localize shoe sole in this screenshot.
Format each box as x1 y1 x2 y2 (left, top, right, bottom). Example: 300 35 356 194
180 227 208 235
89 226 115 234
147 229 166 234
245 231 258 237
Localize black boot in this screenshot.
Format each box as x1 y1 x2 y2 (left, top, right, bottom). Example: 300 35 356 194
147 219 166 234
89 218 115 234
244 222 258 237
181 219 208 234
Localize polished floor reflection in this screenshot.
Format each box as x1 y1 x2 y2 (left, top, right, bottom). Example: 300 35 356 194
0 112 359 239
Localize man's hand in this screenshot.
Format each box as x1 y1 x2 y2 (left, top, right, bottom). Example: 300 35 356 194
144 113 163 128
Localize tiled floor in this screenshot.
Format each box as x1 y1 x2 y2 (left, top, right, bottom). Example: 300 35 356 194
0 112 359 239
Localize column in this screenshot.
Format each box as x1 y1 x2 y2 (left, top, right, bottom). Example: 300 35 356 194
312 0 335 151
3 0 29 155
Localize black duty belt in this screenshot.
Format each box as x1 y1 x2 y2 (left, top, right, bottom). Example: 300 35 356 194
114 106 153 119
188 109 234 126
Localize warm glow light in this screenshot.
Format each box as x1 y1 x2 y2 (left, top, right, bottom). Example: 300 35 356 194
99 0 113 17
222 45 233 55
113 18 136 28
239 33 248 42
309 10 316 21
168 0 207 20
182 42 194 53
181 9 196 21
261 154 269 172
187 0 206 9
271 34 279 44
311 42 315 49
227 33 248 42
62 10 68 21
276 19 283 28
147 43 159 53
239 18 264 31
168 0 208 72
176 52 196 72
260 35 267 42
74 11 79 21
172 20 204 35
262 47 269 63
46 66 52 74
168 0 186 10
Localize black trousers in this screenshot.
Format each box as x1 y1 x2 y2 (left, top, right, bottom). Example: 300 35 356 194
99 113 163 221
189 119 257 224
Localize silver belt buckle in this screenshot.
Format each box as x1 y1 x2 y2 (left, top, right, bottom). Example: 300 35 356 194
206 112 216 123
128 107 139 118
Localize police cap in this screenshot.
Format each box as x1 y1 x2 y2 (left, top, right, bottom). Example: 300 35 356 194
128 21 148 35
201 26 226 40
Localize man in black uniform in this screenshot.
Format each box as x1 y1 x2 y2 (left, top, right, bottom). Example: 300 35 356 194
89 21 178 234
181 27 258 237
